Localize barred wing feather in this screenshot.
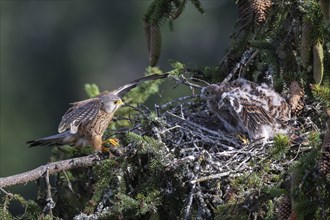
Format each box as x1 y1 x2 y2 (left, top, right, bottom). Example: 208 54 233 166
58 98 102 134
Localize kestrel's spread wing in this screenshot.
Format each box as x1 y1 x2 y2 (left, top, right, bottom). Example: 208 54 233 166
58 98 103 134
113 73 169 97
27 74 168 151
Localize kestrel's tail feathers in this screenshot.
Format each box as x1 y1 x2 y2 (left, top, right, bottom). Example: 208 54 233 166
27 131 76 147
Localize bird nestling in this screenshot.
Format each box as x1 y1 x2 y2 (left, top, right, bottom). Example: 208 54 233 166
27 74 168 152
201 78 291 143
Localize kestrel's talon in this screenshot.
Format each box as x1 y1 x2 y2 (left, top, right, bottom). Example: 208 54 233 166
103 138 120 147
100 142 123 158
101 145 110 153
237 134 250 145
100 138 121 157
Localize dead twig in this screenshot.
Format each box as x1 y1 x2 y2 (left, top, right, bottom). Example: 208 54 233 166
0 187 13 196
166 111 239 147
190 171 231 184
0 153 103 188
169 74 203 89
221 48 257 85
43 168 55 215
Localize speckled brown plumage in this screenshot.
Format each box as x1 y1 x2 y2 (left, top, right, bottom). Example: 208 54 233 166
201 78 291 142
27 74 168 152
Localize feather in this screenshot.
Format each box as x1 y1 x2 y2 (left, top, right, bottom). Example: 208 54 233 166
113 74 168 97
202 78 290 141
27 131 74 147
58 98 102 133
27 74 168 151
240 104 273 133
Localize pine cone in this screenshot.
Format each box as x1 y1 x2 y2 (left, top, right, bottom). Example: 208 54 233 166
277 196 291 220
313 39 324 84
251 0 272 24
301 22 313 65
143 21 162 67
289 81 304 117
149 24 162 67
143 20 151 57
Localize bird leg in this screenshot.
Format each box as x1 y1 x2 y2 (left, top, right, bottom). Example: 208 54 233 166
236 134 250 145
90 135 104 152
90 133 120 152
101 138 121 156
103 138 120 147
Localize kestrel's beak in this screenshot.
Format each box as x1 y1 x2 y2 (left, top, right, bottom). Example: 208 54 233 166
117 99 124 106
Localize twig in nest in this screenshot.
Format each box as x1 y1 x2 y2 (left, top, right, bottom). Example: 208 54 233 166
156 96 197 110
189 77 210 86
166 111 239 147
169 74 203 90
184 182 195 220
165 155 197 171
190 171 231 184
194 183 212 218
125 104 151 118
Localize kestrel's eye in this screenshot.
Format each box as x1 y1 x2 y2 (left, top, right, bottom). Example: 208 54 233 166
113 99 124 105
204 91 210 96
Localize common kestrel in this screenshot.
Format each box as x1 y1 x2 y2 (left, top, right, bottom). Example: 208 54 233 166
27 74 168 151
201 78 291 142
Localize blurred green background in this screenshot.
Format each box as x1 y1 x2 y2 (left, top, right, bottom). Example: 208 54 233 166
0 0 236 213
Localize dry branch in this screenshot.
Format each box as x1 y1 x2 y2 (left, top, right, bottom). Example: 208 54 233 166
0 153 103 188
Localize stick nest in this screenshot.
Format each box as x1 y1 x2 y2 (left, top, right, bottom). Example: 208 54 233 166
107 80 324 219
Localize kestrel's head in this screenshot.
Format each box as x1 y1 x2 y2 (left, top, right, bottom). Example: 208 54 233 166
101 93 124 113
201 84 222 100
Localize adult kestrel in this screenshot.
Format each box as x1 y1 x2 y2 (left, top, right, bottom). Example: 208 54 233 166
27 74 168 151
201 78 291 142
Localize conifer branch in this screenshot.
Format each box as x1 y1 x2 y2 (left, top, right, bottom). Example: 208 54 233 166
0 154 104 188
